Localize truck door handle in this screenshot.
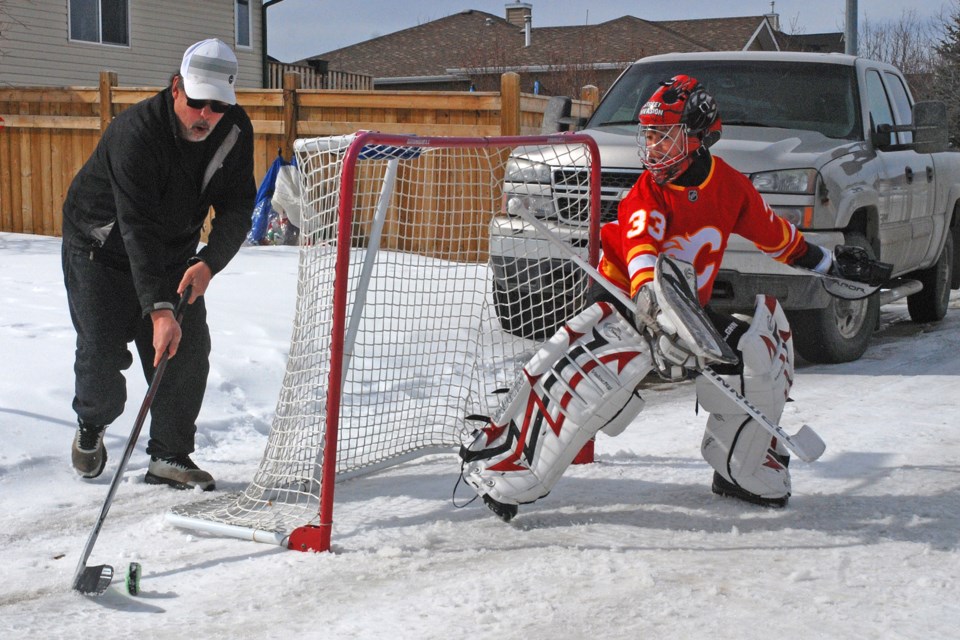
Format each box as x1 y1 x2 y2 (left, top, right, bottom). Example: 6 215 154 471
927 166 934 182
905 166 914 183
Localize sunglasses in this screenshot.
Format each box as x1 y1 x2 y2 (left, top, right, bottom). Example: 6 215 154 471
185 95 231 114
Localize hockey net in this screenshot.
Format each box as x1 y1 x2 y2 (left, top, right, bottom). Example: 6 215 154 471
168 132 601 550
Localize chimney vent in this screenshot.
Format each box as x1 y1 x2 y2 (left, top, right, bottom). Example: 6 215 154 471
505 2 532 29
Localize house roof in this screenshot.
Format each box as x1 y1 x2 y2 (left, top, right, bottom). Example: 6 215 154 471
784 31 847 52
294 9 836 85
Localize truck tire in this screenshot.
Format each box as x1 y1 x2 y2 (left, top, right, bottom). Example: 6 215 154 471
787 233 879 363
907 230 953 322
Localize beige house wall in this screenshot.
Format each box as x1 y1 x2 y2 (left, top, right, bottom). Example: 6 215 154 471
0 0 263 88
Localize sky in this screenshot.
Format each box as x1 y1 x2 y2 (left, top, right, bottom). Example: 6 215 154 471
1 230 959 637
266 0 955 62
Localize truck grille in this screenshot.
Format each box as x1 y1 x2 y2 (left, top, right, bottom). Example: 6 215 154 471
553 168 642 226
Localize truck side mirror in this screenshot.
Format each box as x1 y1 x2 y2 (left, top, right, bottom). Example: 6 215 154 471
912 100 949 153
872 124 893 149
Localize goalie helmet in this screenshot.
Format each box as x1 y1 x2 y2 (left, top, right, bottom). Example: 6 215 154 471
637 75 722 185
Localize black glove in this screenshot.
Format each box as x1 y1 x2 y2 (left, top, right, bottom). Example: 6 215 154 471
831 245 893 286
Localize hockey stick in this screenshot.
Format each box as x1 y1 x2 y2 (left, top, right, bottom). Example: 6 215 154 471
796 267 881 301
512 207 826 462
72 286 193 596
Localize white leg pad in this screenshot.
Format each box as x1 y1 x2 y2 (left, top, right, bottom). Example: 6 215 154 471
698 295 795 499
460 302 652 505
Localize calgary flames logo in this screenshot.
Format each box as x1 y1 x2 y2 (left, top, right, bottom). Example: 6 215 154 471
661 227 724 297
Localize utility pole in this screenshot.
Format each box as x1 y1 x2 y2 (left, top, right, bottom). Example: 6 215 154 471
845 0 858 55
262 0 287 87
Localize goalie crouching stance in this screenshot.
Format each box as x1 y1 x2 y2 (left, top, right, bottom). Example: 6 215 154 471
460 75 887 521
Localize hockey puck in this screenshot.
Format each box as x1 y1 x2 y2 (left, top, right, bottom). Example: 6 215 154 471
125 562 141 596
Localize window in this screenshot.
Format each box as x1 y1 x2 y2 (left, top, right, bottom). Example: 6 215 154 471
884 71 914 144
865 70 900 143
69 0 129 46
589 60 860 140
236 0 251 48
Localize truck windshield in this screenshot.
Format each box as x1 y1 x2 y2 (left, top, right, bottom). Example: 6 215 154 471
589 59 861 140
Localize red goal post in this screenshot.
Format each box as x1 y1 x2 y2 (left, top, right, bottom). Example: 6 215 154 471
168 131 603 552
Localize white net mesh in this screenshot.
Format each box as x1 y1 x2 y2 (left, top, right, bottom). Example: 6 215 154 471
169 133 598 543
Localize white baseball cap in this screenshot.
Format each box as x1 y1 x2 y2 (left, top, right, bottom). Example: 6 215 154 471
180 38 238 105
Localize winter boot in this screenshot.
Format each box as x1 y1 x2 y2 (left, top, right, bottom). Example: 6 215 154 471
145 454 215 491
72 421 107 479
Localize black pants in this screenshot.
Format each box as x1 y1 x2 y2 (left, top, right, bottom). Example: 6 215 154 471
61 242 211 458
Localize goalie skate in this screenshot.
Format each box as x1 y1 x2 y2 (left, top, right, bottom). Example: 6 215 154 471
460 302 652 517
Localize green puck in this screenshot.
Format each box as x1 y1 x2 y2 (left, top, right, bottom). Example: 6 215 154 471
125 562 141 596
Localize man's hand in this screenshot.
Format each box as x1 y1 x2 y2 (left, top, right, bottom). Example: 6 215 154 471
150 309 181 367
179 260 212 303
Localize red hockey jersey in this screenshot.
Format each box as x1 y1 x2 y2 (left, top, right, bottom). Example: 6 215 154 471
599 155 808 306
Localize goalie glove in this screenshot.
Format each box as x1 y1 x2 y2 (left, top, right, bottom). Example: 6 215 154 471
831 245 893 286
649 312 705 381
634 284 689 380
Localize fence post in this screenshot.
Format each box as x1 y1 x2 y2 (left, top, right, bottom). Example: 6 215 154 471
283 72 300 160
99 71 118 133
500 72 521 136
580 84 600 113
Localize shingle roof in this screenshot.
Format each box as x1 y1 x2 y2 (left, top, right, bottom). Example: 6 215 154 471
294 9 836 82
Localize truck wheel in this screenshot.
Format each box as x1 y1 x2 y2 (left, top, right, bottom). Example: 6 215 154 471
907 230 953 322
787 233 879 363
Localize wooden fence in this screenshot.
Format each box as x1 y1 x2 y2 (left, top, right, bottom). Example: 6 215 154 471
0 71 598 237
266 62 372 90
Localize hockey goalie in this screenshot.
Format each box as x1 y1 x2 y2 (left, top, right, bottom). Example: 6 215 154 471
459 253 797 521
460 74 890 521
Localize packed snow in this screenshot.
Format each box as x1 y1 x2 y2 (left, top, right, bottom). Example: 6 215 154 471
1 231 958 639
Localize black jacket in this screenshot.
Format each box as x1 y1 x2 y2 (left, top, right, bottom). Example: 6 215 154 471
62 86 255 315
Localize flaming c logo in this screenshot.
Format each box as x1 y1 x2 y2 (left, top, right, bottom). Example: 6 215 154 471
661 227 724 297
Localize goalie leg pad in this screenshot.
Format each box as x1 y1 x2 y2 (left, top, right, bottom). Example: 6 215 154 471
698 295 795 499
460 302 652 506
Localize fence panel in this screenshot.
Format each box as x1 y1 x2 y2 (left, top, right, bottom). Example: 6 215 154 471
0 74 594 238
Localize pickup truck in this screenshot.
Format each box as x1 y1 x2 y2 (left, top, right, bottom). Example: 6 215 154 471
490 51 960 362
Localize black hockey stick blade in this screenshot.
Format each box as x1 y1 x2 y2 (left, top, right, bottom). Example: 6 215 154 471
73 563 114 595
817 273 880 300
794 267 881 300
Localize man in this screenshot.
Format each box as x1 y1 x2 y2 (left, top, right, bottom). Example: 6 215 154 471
461 75 881 520
62 38 255 490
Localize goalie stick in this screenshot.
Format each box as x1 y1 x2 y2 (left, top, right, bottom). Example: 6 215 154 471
511 206 826 462
72 286 192 596
797 267 880 301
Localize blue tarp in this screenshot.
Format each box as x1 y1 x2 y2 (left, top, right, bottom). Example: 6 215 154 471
245 152 290 245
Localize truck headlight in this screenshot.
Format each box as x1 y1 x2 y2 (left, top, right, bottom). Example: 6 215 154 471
505 157 552 184
750 169 818 194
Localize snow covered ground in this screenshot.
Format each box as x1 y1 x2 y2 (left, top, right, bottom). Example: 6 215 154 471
1 231 958 639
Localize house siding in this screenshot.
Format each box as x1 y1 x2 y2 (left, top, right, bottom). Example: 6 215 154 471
0 0 263 88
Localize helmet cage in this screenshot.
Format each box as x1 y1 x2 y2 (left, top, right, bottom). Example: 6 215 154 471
637 123 694 184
